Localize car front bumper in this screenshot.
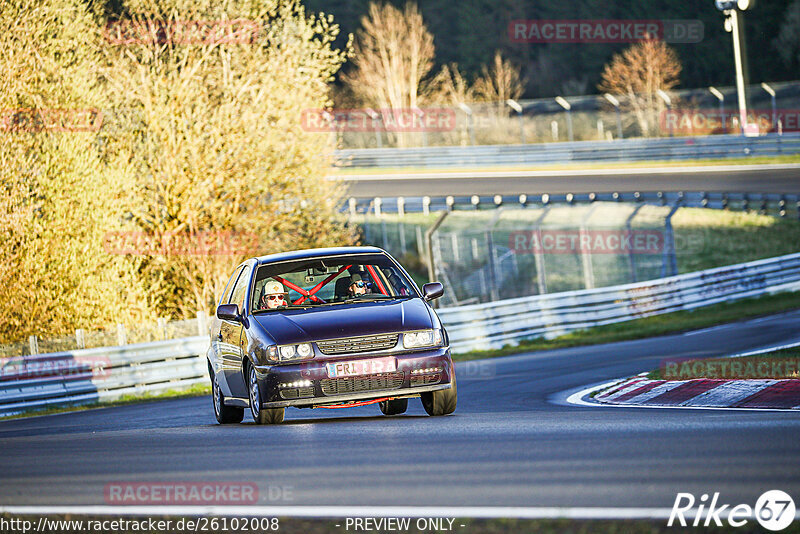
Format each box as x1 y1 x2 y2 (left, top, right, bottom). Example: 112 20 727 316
253 347 453 409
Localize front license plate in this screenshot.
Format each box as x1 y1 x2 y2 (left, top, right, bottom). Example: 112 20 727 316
325 357 397 378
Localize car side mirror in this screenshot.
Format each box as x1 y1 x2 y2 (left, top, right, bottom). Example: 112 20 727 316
422 282 444 301
217 303 241 322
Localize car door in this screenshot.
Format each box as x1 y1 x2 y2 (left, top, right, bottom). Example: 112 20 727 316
221 262 253 399
210 265 243 392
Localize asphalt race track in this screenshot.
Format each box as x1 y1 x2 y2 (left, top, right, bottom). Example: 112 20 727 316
341 164 800 197
1 310 799 512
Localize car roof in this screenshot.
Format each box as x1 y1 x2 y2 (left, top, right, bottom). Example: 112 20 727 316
253 246 388 266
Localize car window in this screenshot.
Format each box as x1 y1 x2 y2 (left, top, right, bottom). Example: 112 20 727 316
251 254 418 311
219 265 244 305
230 264 253 313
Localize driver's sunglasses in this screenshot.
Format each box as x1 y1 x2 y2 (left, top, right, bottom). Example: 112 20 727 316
268 295 285 301
352 281 365 288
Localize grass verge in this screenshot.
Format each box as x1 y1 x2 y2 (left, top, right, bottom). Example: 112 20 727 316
451 290 800 362
0 383 210 421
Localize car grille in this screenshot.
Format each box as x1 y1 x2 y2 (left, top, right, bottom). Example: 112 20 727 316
317 333 399 355
320 372 404 396
411 373 441 387
280 386 314 400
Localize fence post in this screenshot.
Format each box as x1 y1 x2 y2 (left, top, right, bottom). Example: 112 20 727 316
580 204 599 290
29 335 39 355
197 310 208 337
75 329 86 350
625 204 645 283
116 324 127 346
399 222 407 255
662 204 681 277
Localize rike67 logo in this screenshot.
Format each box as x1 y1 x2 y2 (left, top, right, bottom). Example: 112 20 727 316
669 490 795 531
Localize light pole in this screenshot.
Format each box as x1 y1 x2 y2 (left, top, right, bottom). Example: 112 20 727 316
555 96 573 142
506 99 525 144
364 108 382 148
709 86 726 133
761 82 777 133
458 103 475 146
604 93 623 139
715 0 756 136
657 89 673 137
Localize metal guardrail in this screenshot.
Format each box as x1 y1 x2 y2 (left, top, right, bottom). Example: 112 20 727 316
438 252 800 353
335 133 800 169
2 253 799 415
0 337 209 416
348 191 800 217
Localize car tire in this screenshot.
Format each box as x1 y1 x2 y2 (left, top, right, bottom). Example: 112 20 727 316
379 398 408 415
212 367 244 424
421 372 457 416
248 363 284 425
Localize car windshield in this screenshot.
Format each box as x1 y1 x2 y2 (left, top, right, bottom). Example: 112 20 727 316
251 254 417 312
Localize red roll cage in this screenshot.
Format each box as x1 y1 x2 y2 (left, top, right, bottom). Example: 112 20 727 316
271 263 390 306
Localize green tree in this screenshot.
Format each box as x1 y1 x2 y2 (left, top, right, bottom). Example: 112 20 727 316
0 0 153 342
101 0 355 318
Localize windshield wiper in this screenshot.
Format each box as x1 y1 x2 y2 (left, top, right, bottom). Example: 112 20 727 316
343 295 409 304
252 305 315 313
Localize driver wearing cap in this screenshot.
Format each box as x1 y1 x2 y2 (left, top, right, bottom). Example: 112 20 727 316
259 280 288 309
348 273 368 297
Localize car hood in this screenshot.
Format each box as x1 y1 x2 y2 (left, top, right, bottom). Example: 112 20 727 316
252 298 433 344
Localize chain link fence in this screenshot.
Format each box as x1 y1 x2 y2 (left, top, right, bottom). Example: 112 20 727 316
331 81 800 150
358 204 683 307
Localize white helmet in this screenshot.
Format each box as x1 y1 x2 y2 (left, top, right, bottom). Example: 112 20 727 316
264 280 286 295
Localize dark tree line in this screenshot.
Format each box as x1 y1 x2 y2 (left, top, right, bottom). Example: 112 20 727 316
305 0 800 97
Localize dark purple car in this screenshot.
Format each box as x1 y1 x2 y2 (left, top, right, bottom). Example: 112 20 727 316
207 246 457 424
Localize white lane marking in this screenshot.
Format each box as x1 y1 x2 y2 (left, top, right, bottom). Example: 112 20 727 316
331 163 800 181
0 505 675 520
727 339 800 359
3 505 800 521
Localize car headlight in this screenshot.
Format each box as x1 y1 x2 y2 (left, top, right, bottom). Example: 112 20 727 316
277 343 314 362
403 329 443 349
254 344 279 364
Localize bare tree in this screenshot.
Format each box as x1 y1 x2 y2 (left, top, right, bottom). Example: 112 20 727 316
598 40 681 137
342 2 435 147
472 51 523 104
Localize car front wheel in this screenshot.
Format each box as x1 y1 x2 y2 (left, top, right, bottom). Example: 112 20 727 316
248 364 284 424
421 372 457 416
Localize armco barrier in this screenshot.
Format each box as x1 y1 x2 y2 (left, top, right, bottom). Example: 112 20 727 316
1 253 799 415
335 133 800 169
0 337 209 416
438 252 800 352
